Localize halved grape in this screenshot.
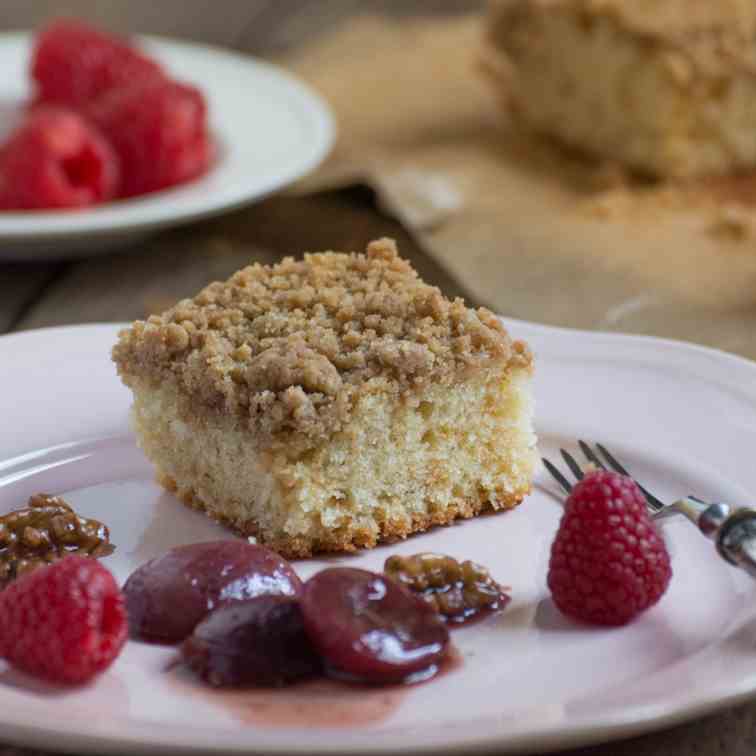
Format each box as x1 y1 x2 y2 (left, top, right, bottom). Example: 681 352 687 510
182 596 322 687
124 541 302 643
301 567 449 684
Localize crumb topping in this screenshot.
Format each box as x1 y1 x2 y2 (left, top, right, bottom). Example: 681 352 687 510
490 0 756 76
113 239 531 444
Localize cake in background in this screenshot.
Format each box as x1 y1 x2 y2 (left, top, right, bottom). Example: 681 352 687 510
485 0 756 179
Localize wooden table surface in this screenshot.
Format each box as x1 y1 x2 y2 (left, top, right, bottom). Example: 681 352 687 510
2 3 756 756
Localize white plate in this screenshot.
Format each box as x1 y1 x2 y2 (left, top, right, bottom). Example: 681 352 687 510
1 320 756 755
0 33 334 260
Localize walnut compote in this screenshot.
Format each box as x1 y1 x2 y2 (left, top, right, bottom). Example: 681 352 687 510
0 494 114 588
384 553 510 626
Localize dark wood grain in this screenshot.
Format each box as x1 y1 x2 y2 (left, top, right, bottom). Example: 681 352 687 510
0 263 63 332
0 0 272 46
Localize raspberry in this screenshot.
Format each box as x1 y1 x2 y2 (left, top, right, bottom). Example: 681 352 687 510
89 79 212 197
31 19 164 109
0 556 127 684
547 470 672 626
0 108 120 210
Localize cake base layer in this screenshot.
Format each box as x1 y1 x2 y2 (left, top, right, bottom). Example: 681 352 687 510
129 366 536 558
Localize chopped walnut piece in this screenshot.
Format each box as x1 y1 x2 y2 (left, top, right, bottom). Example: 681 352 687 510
385 552 511 625
0 494 114 588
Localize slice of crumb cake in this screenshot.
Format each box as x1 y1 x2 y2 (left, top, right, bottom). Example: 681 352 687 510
113 239 537 557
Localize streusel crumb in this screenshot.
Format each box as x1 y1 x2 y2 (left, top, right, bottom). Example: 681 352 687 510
113 239 531 447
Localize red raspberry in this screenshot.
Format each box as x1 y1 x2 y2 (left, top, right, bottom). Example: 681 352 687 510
89 79 212 197
547 470 672 626
31 19 164 109
0 556 127 685
0 107 120 210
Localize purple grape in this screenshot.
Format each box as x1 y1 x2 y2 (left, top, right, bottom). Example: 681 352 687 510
301 567 450 684
182 596 322 687
124 541 302 643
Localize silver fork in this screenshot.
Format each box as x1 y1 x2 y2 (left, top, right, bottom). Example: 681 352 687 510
543 441 756 579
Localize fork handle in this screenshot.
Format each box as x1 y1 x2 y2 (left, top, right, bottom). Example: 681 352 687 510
716 509 756 579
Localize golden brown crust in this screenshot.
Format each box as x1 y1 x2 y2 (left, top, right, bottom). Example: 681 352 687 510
113 239 531 447
488 0 756 77
160 472 530 559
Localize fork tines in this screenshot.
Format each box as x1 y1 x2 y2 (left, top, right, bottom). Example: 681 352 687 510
542 441 665 512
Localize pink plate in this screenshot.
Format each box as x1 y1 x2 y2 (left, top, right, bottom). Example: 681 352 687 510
1 321 756 755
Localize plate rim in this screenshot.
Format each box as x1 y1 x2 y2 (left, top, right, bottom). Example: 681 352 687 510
0 31 335 241
1 319 756 755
